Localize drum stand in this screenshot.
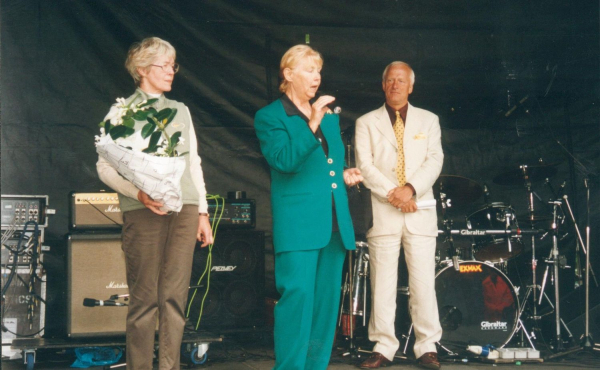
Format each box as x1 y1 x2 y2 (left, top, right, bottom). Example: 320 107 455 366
516 168 549 343
338 241 370 358
546 182 599 359
536 200 576 352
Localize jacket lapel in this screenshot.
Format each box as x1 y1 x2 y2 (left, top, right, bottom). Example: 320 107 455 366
403 103 420 149
373 104 397 148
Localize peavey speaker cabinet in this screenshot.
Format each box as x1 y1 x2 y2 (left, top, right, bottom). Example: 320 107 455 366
187 230 265 331
67 233 128 337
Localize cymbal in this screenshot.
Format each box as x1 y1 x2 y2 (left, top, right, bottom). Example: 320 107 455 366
493 163 558 186
433 175 483 208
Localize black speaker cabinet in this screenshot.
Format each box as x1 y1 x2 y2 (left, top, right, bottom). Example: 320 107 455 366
67 233 128 337
187 230 265 331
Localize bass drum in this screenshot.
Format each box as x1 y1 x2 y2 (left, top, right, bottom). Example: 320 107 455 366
436 261 519 353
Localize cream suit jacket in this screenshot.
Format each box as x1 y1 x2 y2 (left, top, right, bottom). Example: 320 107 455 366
355 103 443 238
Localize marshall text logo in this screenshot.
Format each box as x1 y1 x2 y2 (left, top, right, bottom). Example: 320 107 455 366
106 281 128 289
105 205 121 213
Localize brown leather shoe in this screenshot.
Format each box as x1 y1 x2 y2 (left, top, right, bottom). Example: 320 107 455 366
359 352 392 368
417 352 440 370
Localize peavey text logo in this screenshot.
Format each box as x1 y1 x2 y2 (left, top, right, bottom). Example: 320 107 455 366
459 264 483 273
106 281 128 289
460 229 486 236
211 266 237 272
105 205 121 213
481 321 508 330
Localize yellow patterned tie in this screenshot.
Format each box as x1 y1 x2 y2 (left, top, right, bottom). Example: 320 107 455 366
394 111 407 186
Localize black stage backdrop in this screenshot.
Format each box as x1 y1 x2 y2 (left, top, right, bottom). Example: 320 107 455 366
1 0 599 333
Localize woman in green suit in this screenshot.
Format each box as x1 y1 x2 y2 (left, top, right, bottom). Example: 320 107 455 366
254 44 363 370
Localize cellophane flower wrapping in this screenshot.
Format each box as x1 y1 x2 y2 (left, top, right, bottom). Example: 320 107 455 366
96 134 186 212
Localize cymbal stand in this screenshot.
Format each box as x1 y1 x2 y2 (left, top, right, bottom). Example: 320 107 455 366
338 249 357 355
520 165 543 329
338 242 370 357
438 191 461 270
538 200 574 352
562 195 598 287
562 182 596 351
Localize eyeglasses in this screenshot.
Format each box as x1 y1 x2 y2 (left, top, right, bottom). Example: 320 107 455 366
150 63 180 73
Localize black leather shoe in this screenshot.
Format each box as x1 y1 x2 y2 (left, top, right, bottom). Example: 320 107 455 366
359 352 392 368
417 352 441 370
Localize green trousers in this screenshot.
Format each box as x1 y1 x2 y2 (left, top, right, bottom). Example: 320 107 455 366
273 232 346 370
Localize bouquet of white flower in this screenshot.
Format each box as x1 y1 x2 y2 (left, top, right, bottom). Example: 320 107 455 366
95 95 187 212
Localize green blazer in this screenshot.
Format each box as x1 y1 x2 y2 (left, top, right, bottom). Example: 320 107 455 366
255 98 356 254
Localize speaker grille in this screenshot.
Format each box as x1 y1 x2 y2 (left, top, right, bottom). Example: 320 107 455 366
187 230 265 331
67 234 128 337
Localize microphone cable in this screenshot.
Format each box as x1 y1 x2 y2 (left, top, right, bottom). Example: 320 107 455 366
186 194 225 330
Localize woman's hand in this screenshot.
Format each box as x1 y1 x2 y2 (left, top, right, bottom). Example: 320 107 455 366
137 190 167 215
197 214 214 247
343 168 363 187
308 95 336 133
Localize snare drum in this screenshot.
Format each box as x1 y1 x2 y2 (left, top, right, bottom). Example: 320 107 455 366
467 203 522 263
436 261 519 353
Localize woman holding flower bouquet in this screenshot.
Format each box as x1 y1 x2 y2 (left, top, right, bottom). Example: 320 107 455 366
254 44 363 370
96 37 213 370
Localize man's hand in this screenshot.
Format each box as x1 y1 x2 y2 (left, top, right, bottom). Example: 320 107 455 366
400 199 418 213
137 190 167 215
343 168 363 187
197 215 214 247
387 185 414 208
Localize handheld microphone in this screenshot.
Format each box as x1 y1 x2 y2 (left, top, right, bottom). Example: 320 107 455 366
328 106 342 114
315 93 342 114
83 298 126 307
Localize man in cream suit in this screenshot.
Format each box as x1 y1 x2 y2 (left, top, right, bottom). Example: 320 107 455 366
355 62 444 369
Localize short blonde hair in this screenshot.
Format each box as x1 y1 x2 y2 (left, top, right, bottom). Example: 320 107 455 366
125 37 176 85
279 45 323 93
382 61 415 85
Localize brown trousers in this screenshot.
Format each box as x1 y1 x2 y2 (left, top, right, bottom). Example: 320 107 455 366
121 205 198 370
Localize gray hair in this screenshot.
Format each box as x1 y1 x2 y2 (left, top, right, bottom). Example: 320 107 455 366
125 37 176 85
382 61 415 85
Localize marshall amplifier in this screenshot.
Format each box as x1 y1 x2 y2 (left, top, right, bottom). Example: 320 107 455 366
67 233 128 336
70 192 123 231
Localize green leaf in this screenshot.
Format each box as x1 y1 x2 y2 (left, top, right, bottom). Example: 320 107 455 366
142 146 157 154
109 125 135 140
98 120 106 128
122 117 135 128
138 98 158 108
141 122 157 139
164 108 178 126
132 110 149 120
170 131 182 147
154 108 173 122
148 131 162 148
105 121 113 134
146 114 158 125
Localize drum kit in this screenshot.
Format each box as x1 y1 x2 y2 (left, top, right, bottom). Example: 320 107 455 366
339 160 597 357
